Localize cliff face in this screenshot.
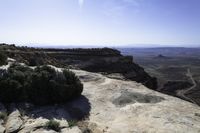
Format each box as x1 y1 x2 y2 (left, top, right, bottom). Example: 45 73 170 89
0 44 157 89
75 56 157 89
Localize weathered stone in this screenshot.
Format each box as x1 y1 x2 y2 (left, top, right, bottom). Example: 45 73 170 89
61 126 81 133
5 110 23 133
19 118 48 133
71 69 200 133
55 119 68 128
32 129 57 133
0 125 5 133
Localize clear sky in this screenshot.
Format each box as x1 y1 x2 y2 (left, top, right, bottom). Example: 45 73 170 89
0 0 200 47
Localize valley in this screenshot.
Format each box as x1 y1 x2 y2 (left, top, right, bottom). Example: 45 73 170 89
119 47 200 105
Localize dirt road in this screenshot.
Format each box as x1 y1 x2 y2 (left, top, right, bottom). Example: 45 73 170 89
177 68 197 104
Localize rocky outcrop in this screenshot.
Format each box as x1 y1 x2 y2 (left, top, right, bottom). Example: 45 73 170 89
61 126 82 133
5 110 23 133
75 55 157 89
1 44 157 89
0 68 200 133
32 129 57 133
72 69 200 133
18 118 49 133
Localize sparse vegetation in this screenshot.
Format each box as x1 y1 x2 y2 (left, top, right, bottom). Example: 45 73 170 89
0 51 7 66
19 108 27 116
68 120 77 128
0 111 7 121
28 56 44 66
0 64 83 105
45 119 60 132
28 57 38 66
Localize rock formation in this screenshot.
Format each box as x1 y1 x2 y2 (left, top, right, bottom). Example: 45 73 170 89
0 67 200 133
0 44 157 89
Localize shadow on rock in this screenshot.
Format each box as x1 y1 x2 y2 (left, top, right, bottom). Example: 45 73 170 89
112 90 165 107
20 95 91 121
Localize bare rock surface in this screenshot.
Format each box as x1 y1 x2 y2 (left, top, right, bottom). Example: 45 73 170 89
32 129 57 133
0 68 200 133
61 126 82 133
18 118 49 133
72 69 200 133
0 125 5 133
5 109 23 133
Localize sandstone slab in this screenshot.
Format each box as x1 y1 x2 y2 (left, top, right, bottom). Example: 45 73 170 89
61 126 81 133
5 110 23 133
72 69 200 133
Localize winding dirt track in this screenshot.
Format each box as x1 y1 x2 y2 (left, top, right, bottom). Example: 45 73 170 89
177 68 197 104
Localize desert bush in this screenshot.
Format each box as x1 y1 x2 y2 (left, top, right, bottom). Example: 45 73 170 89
68 120 77 128
0 64 33 102
28 57 38 66
45 119 60 132
0 51 7 65
0 64 83 105
0 112 7 121
28 56 44 66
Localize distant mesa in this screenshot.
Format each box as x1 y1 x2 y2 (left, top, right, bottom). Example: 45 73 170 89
0 43 157 89
158 54 165 58
155 54 171 59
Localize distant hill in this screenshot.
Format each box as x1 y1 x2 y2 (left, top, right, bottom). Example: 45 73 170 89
154 54 171 59
118 47 200 58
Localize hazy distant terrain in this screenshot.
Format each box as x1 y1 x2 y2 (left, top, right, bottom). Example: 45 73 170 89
118 47 200 105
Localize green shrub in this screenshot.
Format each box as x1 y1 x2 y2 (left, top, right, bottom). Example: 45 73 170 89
68 120 77 128
0 51 7 66
0 112 7 121
45 119 60 132
0 63 33 102
28 56 44 66
0 64 83 105
28 57 38 66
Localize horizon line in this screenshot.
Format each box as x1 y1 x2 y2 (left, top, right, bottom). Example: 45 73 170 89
1 43 200 49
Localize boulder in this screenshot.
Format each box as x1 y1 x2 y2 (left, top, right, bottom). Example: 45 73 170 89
19 118 48 133
5 110 23 133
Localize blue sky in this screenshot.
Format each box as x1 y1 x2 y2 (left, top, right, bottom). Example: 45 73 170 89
0 0 200 47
